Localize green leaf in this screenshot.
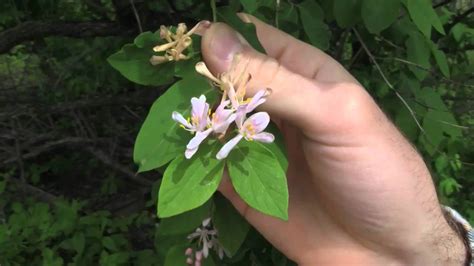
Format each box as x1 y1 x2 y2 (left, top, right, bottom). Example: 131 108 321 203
395 105 419 141
405 0 445 39
0 180 5 194
107 31 174 86
71 232 85 255
361 0 400 34
298 0 331 50
265 123 288 171
419 88 461 154
158 141 224 218
217 6 265 53
100 251 130 266
405 31 431 81
212 193 250 256
158 200 212 235
333 0 361 28
430 43 450 77
133 76 217 172
227 141 289 220
42 248 63 266
240 0 258 13
164 245 188 266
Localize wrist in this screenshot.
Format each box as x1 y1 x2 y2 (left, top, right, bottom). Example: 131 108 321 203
408 211 467 266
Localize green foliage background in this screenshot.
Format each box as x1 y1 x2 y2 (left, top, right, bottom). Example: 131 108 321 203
0 0 473 265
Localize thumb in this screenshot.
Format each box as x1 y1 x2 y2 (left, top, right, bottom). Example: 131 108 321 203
201 23 320 130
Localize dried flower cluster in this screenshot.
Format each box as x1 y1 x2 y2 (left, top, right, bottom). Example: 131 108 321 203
172 60 274 160
150 23 199 65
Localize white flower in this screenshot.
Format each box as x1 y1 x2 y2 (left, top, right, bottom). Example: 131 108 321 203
216 112 275 160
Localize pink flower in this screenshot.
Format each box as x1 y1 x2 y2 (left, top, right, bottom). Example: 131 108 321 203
210 100 236 134
216 112 274 160
172 95 212 159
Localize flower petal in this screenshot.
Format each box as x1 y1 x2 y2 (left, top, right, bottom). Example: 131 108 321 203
234 107 247 129
191 95 207 119
153 41 176 52
202 217 211 227
172 111 192 128
187 128 212 150
252 132 275 143
213 112 236 134
245 89 267 113
150 55 169 65
202 241 209 258
216 134 243 160
245 112 270 133
227 84 239 109
195 62 220 84
185 147 198 159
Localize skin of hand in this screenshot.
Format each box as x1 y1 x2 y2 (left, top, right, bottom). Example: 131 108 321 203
200 15 466 266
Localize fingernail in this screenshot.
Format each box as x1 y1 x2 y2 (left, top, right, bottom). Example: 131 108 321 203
210 25 244 64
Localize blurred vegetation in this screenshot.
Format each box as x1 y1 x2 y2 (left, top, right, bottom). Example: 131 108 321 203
0 0 472 265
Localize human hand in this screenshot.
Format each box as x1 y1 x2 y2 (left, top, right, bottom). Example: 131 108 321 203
200 16 466 265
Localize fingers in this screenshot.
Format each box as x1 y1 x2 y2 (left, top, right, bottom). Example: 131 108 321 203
201 23 320 131
237 13 357 83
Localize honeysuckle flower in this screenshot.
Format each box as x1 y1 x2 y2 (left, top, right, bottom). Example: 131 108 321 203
195 60 251 101
195 61 270 112
172 95 212 159
216 112 275 160
210 100 236 134
150 22 201 65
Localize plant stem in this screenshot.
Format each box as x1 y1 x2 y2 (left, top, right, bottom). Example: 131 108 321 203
210 0 217 22
275 0 280 28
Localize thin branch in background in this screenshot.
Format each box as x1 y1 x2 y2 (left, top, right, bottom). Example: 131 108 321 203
352 28 424 133
445 6 474 32
8 178 57 204
433 0 454 9
85 148 153 187
129 0 143 33
1 137 97 166
379 57 474 89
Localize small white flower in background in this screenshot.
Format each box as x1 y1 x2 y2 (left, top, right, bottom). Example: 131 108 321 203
216 112 275 160
187 218 217 258
186 217 228 263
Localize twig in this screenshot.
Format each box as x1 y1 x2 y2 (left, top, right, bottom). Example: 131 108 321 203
8 178 57 204
10 119 26 184
1 137 98 166
0 20 131 53
433 0 454 9
377 56 474 89
445 6 474 32
129 0 143 33
85 148 153 186
352 28 424 133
